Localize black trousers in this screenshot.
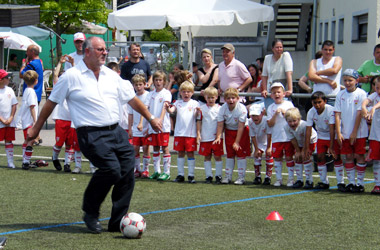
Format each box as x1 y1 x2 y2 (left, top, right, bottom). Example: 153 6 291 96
76 124 135 231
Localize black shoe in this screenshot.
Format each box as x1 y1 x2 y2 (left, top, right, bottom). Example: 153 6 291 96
64 164 71 173
344 183 355 193
293 180 304 188
215 176 222 184
0 237 7 248
174 175 185 183
303 180 314 189
83 213 102 234
337 183 346 192
353 184 365 193
314 182 329 190
205 176 213 184
22 162 30 170
52 157 62 171
262 177 271 185
253 176 262 185
188 176 196 184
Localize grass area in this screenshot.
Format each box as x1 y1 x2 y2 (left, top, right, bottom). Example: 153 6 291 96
1 145 380 249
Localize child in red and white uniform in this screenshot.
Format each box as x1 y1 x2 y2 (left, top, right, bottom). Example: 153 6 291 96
362 76 380 194
266 82 294 187
167 81 200 183
335 69 368 192
18 70 38 170
128 74 150 178
214 88 251 185
305 91 342 190
0 69 18 168
249 103 273 185
196 86 223 184
145 70 172 181
284 107 317 189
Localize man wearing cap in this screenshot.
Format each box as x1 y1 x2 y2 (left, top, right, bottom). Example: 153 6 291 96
64 32 86 71
218 43 252 102
357 44 380 94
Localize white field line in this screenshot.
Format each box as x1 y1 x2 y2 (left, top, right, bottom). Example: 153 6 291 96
4 154 375 181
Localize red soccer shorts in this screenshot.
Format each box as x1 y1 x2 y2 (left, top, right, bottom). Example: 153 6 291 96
174 137 197 152
225 127 251 158
339 138 366 155
369 140 380 160
0 127 15 141
272 141 294 158
317 139 341 155
55 119 74 147
23 126 32 140
199 140 224 157
72 130 81 151
148 133 170 147
132 136 149 146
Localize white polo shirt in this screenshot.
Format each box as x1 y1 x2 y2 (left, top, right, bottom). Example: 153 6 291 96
198 103 221 142
266 100 294 143
306 104 335 140
49 60 135 128
0 86 18 128
19 87 38 129
217 102 247 130
145 88 172 134
173 99 200 138
285 120 317 147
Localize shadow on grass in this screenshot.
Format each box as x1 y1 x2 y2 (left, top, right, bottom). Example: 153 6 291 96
0 223 88 235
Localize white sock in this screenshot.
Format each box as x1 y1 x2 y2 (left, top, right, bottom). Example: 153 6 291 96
295 163 303 181
345 162 356 185
204 161 212 178
135 155 141 172
237 158 247 179
274 161 282 181
318 164 328 184
52 145 61 160
215 160 223 177
163 154 171 174
304 161 313 182
143 156 150 172
177 157 185 176
225 158 235 179
334 164 344 184
373 160 380 186
5 143 14 166
356 163 366 186
64 148 73 165
75 151 82 168
153 152 161 173
188 158 195 177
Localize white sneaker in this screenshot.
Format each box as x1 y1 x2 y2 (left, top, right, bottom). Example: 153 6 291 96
274 179 282 187
234 177 245 185
287 179 294 187
72 166 81 174
7 163 15 169
221 177 231 184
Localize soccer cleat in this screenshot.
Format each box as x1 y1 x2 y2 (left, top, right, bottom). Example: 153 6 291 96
188 176 196 184
22 162 30 170
205 176 213 184
273 179 282 187
292 180 304 188
72 166 81 174
253 176 262 185
52 157 62 171
149 172 160 179
64 164 71 173
157 173 170 181
371 186 380 195
353 184 365 193
286 179 294 187
314 182 330 190
215 176 222 184
90 166 96 174
34 160 49 167
0 237 7 249
344 183 355 192
337 183 346 192
262 177 271 185
221 177 231 184
234 177 245 185
303 180 314 189
134 170 142 178
174 175 185 182
141 171 150 178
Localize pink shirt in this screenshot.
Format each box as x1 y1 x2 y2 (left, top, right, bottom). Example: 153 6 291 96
219 58 250 91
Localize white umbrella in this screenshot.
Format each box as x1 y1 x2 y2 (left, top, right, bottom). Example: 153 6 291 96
107 0 274 66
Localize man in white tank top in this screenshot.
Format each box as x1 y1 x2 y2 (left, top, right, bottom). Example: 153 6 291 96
308 40 342 105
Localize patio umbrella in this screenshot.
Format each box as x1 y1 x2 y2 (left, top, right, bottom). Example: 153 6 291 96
0 25 50 41
107 0 274 66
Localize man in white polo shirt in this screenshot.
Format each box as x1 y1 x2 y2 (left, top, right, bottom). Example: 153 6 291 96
64 32 85 71
27 37 162 234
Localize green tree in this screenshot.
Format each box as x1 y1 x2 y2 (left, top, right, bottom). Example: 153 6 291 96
1 0 111 59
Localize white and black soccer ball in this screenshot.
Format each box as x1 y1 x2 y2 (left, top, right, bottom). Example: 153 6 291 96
120 212 146 239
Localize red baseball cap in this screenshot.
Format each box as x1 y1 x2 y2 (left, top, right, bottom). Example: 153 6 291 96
0 69 9 80
73 32 86 42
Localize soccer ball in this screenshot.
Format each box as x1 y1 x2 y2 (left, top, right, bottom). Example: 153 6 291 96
120 212 146 239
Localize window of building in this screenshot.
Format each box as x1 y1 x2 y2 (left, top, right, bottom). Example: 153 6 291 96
338 17 344 44
352 11 368 42
318 22 323 44
331 20 336 43
324 22 329 41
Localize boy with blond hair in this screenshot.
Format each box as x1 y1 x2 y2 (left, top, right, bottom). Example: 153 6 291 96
128 74 151 178
0 70 18 168
167 81 200 183
196 86 223 183
266 82 295 187
214 88 251 185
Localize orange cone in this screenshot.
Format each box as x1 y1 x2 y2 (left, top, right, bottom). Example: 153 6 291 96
266 211 283 221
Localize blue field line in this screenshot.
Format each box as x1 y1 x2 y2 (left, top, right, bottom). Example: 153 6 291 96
0 181 374 236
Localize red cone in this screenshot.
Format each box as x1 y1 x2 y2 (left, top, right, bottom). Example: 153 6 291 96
266 211 283 221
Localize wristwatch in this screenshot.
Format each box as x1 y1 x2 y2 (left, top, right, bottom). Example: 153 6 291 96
148 115 155 122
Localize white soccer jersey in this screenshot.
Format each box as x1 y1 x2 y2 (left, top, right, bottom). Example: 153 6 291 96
0 86 18 128
52 100 71 121
217 102 247 130
285 120 317 147
19 88 38 129
128 91 149 137
199 103 221 142
367 92 380 141
119 104 129 130
306 104 335 140
173 99 199 137
266 100 294 143
334 88 368 139
248 116 271 151
145 88 172 134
